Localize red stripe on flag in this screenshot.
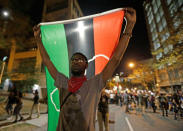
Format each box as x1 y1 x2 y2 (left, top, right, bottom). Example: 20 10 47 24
93 10 125 75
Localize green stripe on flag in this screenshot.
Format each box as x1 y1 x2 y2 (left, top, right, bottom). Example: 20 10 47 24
40 24 69 131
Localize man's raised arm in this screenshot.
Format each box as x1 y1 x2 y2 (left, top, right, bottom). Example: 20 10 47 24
33 26 58 80
102 8 136 83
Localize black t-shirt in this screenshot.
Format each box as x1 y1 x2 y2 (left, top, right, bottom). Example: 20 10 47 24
8 95 14 104
34 94 39 104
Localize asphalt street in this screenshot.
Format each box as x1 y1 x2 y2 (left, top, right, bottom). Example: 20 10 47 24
98 104 183 131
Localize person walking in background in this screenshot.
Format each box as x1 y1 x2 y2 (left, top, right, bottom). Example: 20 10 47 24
5 92 14 115
97 90 109 131
151 94 157 113
124 91 129 113
13 91 23 122
138 91 145 114
29 90 40 118
163 96 169 117
160 94 169 117
172 99 179 120
119 93 123 107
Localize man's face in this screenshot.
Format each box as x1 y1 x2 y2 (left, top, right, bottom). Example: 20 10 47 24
71 54 88 76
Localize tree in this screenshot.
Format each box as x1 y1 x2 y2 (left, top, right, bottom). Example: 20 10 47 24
128 61 155 90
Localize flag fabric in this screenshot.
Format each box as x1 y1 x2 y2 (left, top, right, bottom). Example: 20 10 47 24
39 8 125 131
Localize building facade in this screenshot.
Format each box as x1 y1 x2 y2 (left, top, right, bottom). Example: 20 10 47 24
143 0 183 93
42 0 83 21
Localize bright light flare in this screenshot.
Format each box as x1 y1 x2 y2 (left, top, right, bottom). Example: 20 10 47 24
33 84 40 91
76 21 87 38
2 10 9 17
113 86 117 91
129 62 135 68
3 56 8 61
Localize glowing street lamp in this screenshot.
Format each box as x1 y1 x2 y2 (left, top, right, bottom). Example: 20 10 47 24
2 10 9 18
128 62 135 68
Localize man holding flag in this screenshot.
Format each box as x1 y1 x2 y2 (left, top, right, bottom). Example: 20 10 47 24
34 8 136 131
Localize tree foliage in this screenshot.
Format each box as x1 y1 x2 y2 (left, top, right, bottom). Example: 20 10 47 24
128 61 155 89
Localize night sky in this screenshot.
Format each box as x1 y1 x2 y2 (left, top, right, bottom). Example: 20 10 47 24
78 0 152 73
1 0 152 73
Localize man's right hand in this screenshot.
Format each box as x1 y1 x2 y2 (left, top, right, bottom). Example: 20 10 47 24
33 25 58 80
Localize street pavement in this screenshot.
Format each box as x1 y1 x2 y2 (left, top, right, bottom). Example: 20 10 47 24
104 105 183 131
0 101 183 131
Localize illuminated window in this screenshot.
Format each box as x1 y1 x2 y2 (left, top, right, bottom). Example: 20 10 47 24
145 4 150 11
150 26 154 32
178 0 182 7
162 17 167 28
153 40 160 50
173 18 181 28
164 47 168 54
152 32 158 41
156 14 160 23
169 2 178 17
152 0 156 6
154 5 158 13
152 0 158 13
153 43 157 50
159 25 163 32
157 0 161 7
168 44 173 50
159 7 164 17
148 13 153 24
157 43 160 49
165 32 170 40
156 52 163 60
166 0 172 5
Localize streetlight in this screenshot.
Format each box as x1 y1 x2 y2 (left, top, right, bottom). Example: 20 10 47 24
128 62 135 68
2 10 10 18
1 9 13 33
128 62 135 90
0 56 8 84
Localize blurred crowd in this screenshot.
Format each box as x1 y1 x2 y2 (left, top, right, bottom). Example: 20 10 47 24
109 90 183 120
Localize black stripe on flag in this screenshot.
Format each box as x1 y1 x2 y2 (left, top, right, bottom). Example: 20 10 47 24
64 19 95 78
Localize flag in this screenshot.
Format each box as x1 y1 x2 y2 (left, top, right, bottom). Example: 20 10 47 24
39 8 125 131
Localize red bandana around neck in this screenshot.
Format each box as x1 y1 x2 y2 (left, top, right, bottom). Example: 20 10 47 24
68 76 87 93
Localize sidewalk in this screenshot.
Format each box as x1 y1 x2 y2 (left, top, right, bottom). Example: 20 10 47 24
0 96 48 131
0 114 48 131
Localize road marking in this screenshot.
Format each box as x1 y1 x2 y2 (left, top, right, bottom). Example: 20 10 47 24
125 117 134 131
